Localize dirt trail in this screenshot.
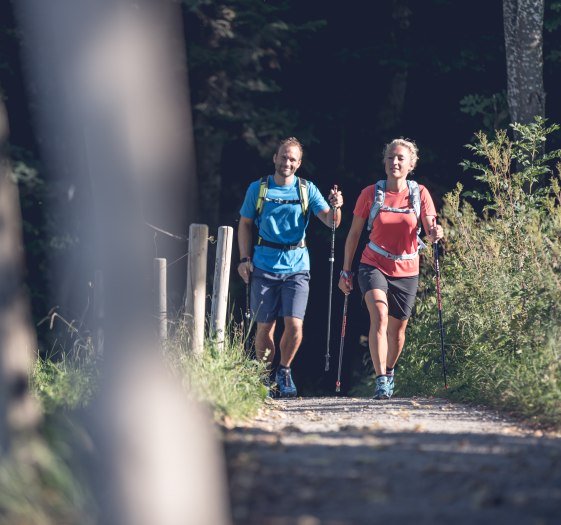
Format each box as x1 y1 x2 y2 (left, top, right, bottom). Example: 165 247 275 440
222 396 561 525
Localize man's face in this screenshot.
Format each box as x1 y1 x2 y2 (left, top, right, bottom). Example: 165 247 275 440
273 144 302 179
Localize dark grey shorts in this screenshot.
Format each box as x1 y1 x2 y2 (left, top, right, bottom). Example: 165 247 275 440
250 267 310 323
357 263 419 320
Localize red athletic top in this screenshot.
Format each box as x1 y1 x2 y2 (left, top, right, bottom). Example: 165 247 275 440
353 182 437 277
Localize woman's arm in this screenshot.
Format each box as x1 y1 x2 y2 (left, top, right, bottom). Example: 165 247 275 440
421 215 443 243
338 214 366 294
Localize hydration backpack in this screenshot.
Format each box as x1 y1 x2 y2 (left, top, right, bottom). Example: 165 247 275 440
254 175 310 250
255 176 309 218
366 179 425 261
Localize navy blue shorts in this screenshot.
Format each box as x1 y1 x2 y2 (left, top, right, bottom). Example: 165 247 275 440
357 263 419 320
250 267 310 323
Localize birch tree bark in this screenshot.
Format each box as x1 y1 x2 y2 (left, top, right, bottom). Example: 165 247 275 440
503 0 545 124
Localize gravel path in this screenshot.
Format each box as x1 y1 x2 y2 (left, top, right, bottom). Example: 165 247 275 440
222 396 561 525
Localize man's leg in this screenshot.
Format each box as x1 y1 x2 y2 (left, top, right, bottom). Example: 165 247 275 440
274 271 309 398
279 316 303 367
274 316 301 398
250 268 281 365
254 321 277 365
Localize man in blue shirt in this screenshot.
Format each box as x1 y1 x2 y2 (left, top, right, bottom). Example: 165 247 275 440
238 137 343 397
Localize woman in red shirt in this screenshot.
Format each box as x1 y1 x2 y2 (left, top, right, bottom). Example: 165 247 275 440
338 138 444 399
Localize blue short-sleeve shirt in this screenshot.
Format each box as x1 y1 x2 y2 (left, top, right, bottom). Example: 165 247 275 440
240 175 329 273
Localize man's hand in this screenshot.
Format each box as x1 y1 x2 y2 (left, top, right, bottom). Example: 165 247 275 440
237 259 253 284
329 186 343 209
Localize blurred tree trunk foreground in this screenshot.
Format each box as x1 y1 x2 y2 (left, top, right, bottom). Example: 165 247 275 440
0 97 40 453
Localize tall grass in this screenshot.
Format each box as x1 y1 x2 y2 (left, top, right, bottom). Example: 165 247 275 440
392 117 561 427
164 320 269 424
1 315 266 524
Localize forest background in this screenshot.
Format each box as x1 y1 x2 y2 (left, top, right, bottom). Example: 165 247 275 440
1 0 561 396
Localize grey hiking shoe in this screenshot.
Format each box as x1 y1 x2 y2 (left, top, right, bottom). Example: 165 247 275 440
387 373 394 398
373 375 390 400
275 367 297 398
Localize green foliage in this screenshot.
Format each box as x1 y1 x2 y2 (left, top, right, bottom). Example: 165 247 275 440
182 0 325 154
165 321 269 424
0 429 97 525
397 117 561 427
459 91 509 132
31 348 99 415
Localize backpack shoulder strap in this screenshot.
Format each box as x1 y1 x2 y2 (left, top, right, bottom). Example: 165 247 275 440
407 180 421 221
256 176 269 216
298 177 309 216
367 180 386 231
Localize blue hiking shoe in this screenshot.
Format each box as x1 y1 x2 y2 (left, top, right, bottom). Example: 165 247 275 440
373 375 390 400
387 373 395 398
275 367 297 398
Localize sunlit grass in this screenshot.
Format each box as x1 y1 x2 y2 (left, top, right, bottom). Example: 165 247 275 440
164 320 269 424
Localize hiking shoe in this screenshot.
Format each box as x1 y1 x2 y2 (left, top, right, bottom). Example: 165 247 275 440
373 375 390 400
387 373 395 398
275 367 297 398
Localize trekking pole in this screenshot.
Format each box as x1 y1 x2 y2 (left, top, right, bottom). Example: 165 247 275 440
244 274 251 353
325 185 338 372
335 293 349 392
433 236 448 389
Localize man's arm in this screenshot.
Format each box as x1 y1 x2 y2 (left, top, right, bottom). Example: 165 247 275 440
237 216 254 284
316 187 343 228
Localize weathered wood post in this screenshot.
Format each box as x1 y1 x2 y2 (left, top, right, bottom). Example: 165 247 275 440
154 258 167 341
185 224 208 355
210 226 233 350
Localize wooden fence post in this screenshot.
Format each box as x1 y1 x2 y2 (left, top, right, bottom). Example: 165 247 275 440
154 258 167 341
210 226 233 350
185 224 208 355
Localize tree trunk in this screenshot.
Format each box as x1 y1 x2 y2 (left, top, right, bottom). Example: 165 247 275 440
503 0 545 124
0 98 40 453
13 1 231 523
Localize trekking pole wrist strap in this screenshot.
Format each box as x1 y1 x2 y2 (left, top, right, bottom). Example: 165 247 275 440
340 270 354 279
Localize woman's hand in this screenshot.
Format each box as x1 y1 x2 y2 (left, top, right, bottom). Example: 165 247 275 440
338 270 354 295
427 223 444 243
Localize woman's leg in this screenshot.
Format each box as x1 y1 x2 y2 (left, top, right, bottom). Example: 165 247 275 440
387 316 409 369
364 289 389 376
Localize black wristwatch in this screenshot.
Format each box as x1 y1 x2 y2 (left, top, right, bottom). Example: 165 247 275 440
239 257 251 264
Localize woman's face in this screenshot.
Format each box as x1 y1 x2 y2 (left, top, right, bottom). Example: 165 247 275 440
385 145 414 180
